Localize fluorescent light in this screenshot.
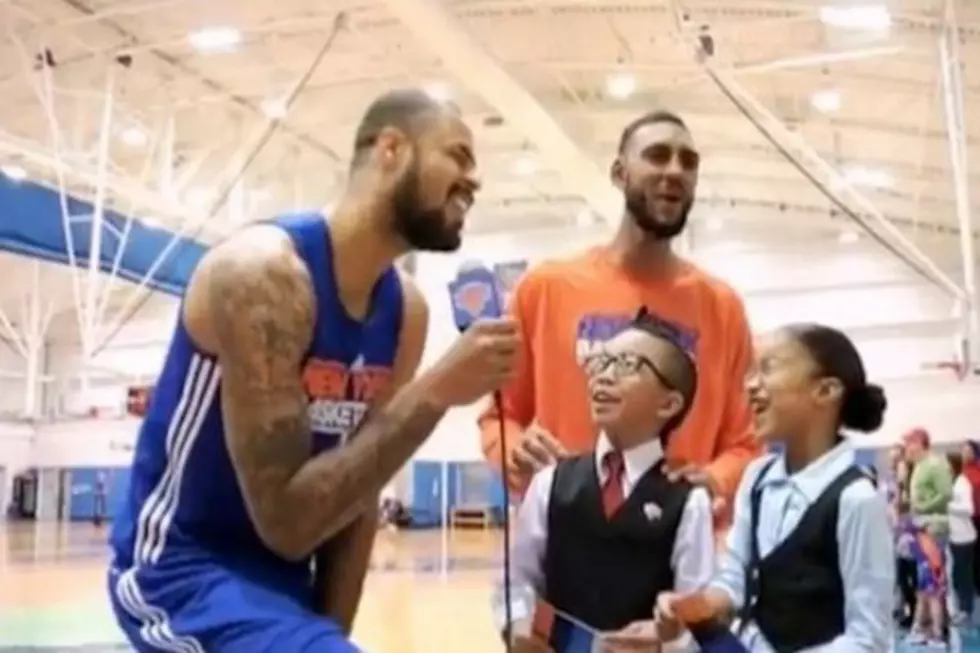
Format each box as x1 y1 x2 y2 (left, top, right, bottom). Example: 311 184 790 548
188 27 242 53
424 82 452 103
838 229 859 244
811 89 841 113
260 98 287 119
605 73 636 100
1 164 27 182
185 188 215 208
705 216 724 232
513 155 538 177
819 5 891 31
575 209 593 227
120 126 147 147
249 189 273 204
841 165 893 189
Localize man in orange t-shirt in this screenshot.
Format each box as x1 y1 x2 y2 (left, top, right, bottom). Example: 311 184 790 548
478 110 760 519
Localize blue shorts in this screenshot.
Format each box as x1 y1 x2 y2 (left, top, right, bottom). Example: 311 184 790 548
108 560 360 653
913 535 948 597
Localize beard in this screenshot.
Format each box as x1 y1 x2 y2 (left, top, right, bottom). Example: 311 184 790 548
391 159 462 253
623 179 693 241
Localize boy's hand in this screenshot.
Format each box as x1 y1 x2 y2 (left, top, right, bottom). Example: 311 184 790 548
600 620 660 652
664 464 727 515
654 593 685 643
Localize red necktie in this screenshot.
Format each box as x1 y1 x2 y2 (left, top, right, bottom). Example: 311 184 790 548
601 450 625 519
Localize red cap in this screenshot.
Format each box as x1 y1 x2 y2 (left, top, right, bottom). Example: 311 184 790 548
903 428 930 449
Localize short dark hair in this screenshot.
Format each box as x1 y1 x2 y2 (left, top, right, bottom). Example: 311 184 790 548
785 323 887 433
630 307 698 434
350 88 459 170
617 110 688 154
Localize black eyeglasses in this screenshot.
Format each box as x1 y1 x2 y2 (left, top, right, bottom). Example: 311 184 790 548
582 352 676 390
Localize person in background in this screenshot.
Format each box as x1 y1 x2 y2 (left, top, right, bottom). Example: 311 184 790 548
947 452 976 625
959 441 980 597
478 110 759 524
903 428 954 648
655 323 894 652
890 446 918 630
504 310 712 653
93 471 108 528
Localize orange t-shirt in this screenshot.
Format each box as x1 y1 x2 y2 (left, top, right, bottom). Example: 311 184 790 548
478 246 761 508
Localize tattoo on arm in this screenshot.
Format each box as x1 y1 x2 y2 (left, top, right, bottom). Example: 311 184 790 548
208 232 317 559
209 234 441 561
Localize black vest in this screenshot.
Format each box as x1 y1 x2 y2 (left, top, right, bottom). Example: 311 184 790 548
741 459 866 652
543 454 692 632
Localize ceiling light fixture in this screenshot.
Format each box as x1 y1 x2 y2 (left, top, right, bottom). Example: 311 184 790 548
605 73 637 100
120 127 147 147
811 89 841 113
819 5 891 31
424 82 453 103
260 98 287 119
838 229 859 244
188 27 242 53
840 164 893 189
575 208 593 227
513 155 538 177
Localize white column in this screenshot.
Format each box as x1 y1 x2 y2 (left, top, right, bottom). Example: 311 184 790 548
84 64 117 363
22 261 53 417
229 179 246 223
159 112 176 197
939 0 977 370
14 35 88 345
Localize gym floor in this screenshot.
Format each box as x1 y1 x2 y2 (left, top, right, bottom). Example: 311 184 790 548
0 523 500 652
0 522 975 652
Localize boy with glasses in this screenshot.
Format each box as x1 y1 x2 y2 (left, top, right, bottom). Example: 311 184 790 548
502 308 712 652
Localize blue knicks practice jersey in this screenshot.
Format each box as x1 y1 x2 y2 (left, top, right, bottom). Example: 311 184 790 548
109 213 404 595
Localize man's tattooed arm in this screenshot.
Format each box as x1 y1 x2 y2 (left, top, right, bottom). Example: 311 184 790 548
202 226 442 562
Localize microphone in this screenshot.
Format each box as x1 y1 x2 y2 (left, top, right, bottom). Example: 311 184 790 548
447 260 515 650
447 259 504 329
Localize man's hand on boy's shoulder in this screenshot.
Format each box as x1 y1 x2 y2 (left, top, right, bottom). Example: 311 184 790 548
508 422 568 480
665 464 726 516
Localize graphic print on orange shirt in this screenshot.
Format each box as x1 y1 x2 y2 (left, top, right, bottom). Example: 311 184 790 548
302 356 392 450
574 311 700 365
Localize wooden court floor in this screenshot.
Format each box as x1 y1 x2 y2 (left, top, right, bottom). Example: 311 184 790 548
0 522 507 652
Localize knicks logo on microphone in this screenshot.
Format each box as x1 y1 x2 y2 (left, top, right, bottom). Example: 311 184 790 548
454 282 493 318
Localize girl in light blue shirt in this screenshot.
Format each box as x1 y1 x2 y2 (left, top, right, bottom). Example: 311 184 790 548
657 323 895 652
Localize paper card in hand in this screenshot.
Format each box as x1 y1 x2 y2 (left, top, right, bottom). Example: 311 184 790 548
671 593 749 653
522 598 601 653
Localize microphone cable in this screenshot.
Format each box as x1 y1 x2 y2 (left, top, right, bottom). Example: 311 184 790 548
494 390 514 653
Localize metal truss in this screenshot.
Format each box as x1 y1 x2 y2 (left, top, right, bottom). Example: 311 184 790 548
939 0 977 370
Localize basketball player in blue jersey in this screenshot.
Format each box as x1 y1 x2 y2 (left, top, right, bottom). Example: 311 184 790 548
107 88 519 652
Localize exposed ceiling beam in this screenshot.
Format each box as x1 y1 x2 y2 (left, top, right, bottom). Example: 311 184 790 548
380 0 620 223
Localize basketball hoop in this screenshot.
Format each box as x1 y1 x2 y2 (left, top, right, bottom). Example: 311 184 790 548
920 360 967 380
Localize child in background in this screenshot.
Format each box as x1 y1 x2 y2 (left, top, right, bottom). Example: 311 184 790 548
903 428 953 648
947 452 976 626
654 323 894 652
